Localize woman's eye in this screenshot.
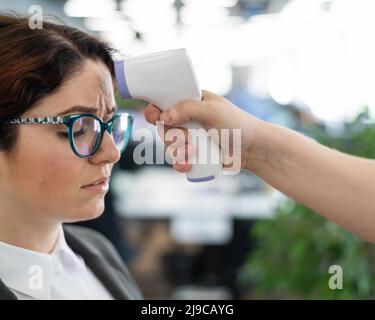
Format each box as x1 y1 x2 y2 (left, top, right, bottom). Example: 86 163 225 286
58 128 86 138
73 128 86 137
58 127 86 138
59 132 69 138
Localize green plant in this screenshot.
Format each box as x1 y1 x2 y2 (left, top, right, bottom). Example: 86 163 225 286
240 107 375 299
115 91 147 110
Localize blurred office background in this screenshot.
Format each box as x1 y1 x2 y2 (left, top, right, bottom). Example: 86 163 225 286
3 0 375 299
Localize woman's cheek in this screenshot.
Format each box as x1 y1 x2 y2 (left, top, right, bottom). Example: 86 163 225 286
36 153 82 199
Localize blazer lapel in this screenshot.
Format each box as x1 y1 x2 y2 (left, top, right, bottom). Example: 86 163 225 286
0 279 18 300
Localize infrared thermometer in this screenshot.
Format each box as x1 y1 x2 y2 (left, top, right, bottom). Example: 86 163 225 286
115 48 222 182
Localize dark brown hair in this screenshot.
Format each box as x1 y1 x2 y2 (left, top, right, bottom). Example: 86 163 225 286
0 12 116 152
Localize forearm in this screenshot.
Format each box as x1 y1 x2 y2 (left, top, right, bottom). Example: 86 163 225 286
246 119 375 242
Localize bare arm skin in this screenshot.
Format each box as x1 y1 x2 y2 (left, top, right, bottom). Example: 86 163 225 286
144 90 375 243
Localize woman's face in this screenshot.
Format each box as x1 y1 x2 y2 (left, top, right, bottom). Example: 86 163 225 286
0 59 121 224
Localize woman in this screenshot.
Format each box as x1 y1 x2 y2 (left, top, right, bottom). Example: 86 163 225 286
0 13 142 300
145 91 375 245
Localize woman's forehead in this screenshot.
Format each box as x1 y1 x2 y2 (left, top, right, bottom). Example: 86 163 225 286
27 60 115 117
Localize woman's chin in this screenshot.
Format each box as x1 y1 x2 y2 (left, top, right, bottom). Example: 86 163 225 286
64 200 105 223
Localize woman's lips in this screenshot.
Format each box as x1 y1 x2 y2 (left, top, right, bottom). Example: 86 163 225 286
82 177 109 192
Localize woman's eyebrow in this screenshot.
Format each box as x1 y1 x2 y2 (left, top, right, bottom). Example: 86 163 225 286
57 105 117 116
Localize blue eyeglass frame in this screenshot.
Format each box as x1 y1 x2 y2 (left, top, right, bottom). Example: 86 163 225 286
7 113 134 158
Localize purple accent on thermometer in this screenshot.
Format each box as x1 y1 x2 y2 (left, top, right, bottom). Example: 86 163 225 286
187 175 215 182
115 60 131 98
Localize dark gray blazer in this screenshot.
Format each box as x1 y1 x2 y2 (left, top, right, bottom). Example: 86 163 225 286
0 224 143 300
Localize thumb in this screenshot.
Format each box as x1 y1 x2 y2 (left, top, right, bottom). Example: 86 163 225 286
160 99 211 126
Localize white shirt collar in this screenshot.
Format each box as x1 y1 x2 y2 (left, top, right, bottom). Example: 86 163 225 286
0 225 86 300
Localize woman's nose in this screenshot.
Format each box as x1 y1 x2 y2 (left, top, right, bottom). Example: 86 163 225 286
88 131 121 165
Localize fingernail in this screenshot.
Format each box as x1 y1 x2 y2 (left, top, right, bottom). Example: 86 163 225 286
147 110 158 123
160 111 171 124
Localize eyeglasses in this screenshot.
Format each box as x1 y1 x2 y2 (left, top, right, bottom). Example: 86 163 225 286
7 113 134 158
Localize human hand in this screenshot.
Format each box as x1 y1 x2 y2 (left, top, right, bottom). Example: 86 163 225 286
144 90 259 173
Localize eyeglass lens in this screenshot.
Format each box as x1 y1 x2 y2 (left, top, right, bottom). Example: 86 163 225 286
72 115 130 156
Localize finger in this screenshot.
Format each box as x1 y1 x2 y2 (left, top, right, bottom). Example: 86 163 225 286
157 125 190 149
159 92 218 126
173 143 195 164
166 143 195 166
201 90 216 100
173 162 192 173
144 104 162 125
